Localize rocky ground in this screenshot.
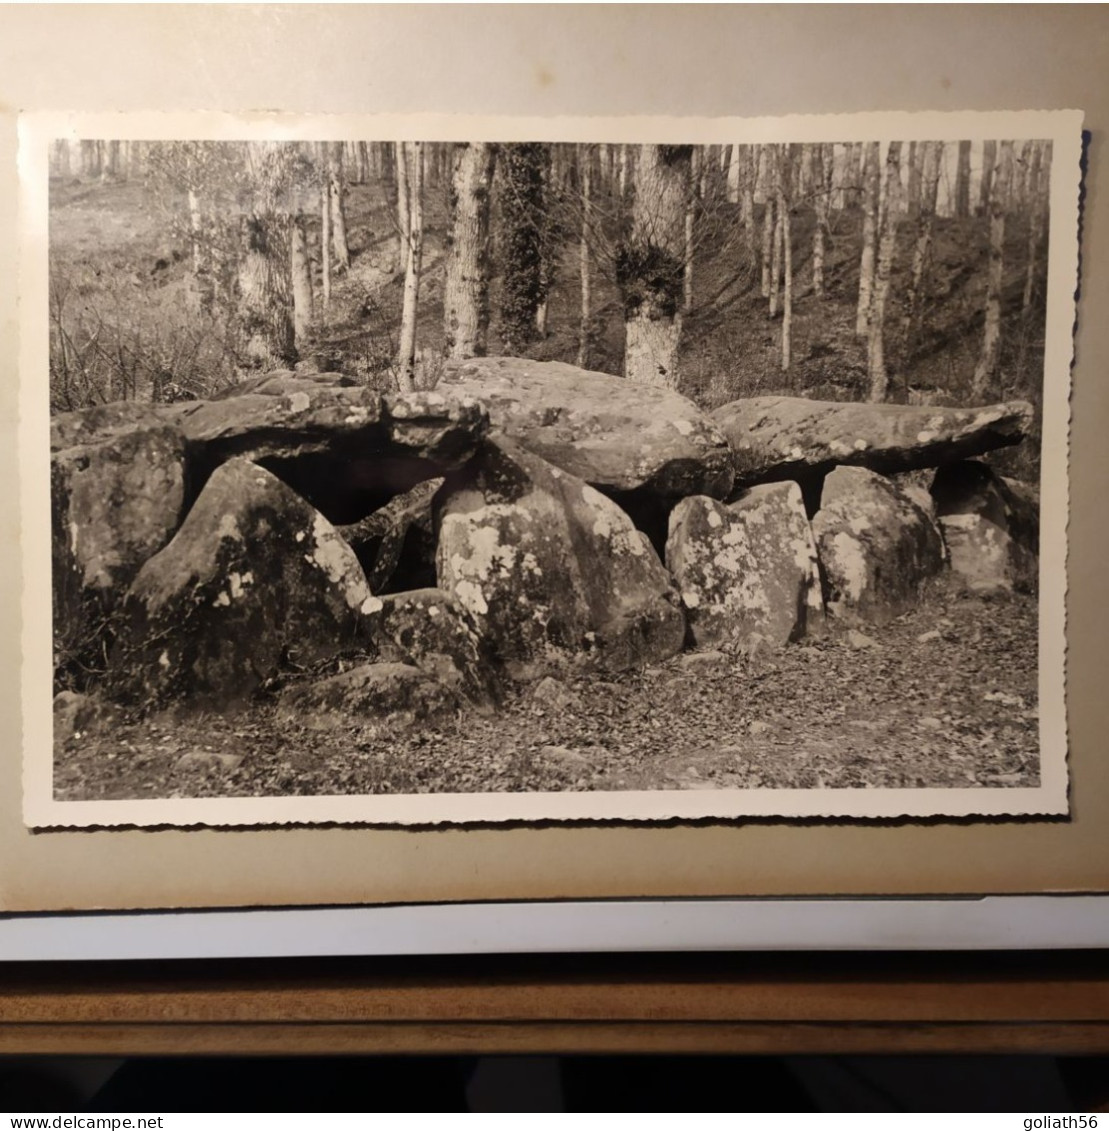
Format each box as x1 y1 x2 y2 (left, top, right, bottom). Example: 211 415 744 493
54 585 1039 803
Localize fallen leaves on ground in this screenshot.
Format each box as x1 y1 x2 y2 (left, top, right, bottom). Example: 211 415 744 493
53 590 1041 802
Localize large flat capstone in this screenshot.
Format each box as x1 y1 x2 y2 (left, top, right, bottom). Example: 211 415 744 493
437 356 734 501
711 396 1033 490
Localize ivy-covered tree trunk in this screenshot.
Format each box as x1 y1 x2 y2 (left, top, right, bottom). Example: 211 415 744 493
237 212 295 369
444 142 496 359
620 144 690 388
496 142 548 354
237 142 295 370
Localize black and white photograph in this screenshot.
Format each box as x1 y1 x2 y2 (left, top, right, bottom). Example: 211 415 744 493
21 111 1078 826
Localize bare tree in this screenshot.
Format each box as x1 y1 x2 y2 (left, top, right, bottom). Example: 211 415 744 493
979 140 997 214
577 143 593 369
867 141 903 402
1023 140 1050 313
683 146 701 314
955 140 972 218
906 141 921 219
397 141 424 391
327 142 350 273
809 143 832 298
740 144 757 264
395 140 410 274
760 149 775 299
620 144 690 387
779 145 794 371
769 147 783 320
856 141 880 337
290 213 313 351
320 156 332 312
972 140 1014 400
443 143 497 359
901 140 942 357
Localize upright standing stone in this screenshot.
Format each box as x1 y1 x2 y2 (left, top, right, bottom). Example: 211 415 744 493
108 459 376 709
436 438 685 677
931 461 1039 594
666 483 824 648
812 466 946 624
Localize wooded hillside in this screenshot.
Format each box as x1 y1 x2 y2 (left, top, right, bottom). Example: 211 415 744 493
49 137 1052 479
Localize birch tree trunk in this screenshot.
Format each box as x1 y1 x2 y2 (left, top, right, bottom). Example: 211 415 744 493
618 144 631 197
901 140 942 356
621 144 690 388
760 146 774 298
290 213 313 351
780 148 793 371
955 140 972 218
979 140 997 214
1023 140 1049 313
906 141 921 219
972 140 1014 400
443 142 497 359
186 188 205 312
769 150 783 320
395 140 410 274
327 142 350 273
320 173 332 311
741 145 757 263
683 146 701 315
867 142 903 402
397 142 424 392
856 141 880 337
578 143 593 369
810 143 830 298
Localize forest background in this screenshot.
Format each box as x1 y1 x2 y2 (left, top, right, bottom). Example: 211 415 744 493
47 137 1051 486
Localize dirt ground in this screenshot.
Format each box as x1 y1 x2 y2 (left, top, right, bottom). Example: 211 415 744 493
54 585 1040 803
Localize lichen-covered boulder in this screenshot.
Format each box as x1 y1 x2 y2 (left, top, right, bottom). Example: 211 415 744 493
107 458 377 709
364 588 501 710
931 461 1039 594
277 662 458 730
712 395 1033 490
812 466 946 624
436 438 686 677
50 403 187 682
437 356 734 501
666 483 824 648
53 689 119 746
